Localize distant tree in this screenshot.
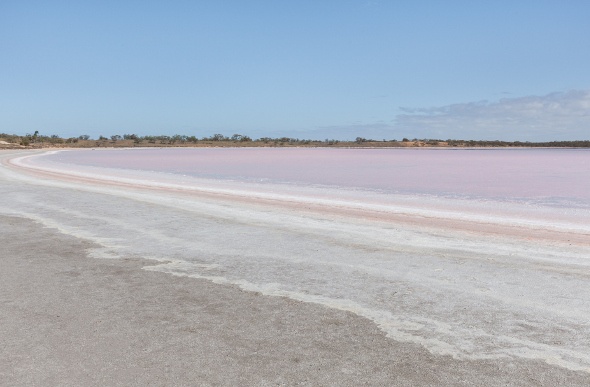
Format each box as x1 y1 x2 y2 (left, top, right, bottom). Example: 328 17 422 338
171 134 187 143
111 135 122 141
208 133 228 141
48 135 64 144
78 135 90 140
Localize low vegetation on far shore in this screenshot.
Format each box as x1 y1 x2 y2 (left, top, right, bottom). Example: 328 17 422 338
1 132 589 149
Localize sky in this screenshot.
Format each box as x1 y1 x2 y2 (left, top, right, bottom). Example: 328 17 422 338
1 1 590 141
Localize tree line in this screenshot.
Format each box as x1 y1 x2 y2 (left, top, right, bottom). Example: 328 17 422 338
1 131 589 148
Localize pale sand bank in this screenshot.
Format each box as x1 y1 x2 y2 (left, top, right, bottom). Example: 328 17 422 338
1 215 588 386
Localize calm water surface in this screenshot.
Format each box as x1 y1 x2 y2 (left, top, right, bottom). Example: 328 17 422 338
45 147 590 206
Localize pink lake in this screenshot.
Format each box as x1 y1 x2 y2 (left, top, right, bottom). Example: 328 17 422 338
43 147 590 207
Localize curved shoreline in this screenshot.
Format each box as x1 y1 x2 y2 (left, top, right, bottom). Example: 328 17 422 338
2 214 588 385
0 150 590 384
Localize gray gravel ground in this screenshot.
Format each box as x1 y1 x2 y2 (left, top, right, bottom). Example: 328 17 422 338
1 215 589 386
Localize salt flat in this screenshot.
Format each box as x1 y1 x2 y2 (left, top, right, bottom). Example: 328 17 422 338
1 148 589 385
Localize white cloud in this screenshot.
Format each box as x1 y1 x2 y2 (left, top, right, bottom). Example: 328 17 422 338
280 90 590 141
395 90 590 141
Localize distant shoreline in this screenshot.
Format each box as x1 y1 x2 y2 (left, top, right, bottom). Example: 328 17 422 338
2 136 589 150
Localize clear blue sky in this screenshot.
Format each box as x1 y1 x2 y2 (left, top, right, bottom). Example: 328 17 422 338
2 1 589 141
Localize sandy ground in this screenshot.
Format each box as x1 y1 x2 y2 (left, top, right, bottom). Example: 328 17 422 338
1 215 589 386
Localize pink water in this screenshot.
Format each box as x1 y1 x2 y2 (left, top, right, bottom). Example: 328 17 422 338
45 148 590 207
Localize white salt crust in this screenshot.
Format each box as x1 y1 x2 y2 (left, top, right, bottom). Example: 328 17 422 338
2 149 590 372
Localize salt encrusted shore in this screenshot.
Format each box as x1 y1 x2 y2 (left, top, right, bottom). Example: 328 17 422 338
2 149 590 385
1 215 589 386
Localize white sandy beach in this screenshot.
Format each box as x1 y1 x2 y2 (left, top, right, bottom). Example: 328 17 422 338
1 148 590 386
